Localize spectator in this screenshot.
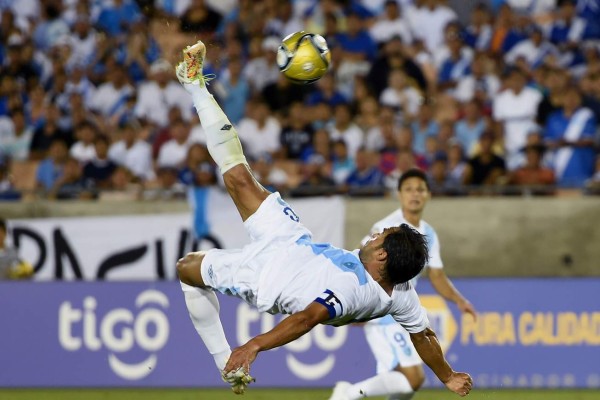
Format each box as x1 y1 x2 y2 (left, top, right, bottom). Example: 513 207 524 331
504 25 558 71
237 98 282 160
250 153 289 193
262 73 308 113
118 21 161 84
453 53 501 104
0 108 34 161
383 148 417 193
410 100 439 156
301 128 332 163
345 148 384 192
368 0 412 46
331 139 355 185
29 103 72 160
305 73 347 107
354 96 381 133
328 102 364 159
0 218 33 280
334 10 377 95
364 106 397 152
48 157 94 200
537 67 570 126
464 3 493 51
493 67 543 170
32 2 70 51
265 0 303 38
83 135 117 189
507 143 556 190
436 22 473 92
380 68 422 120
179 143 217 187
69 121 98 164
157 118 191 169
407 0 457 52
180 0 222 34
446 139 468 186
67 16 97 68
219 56 250 125
455 100 488 156
294 154 336 196
96 0 142 37
244 36 281 94
134 59 193 128
35 138 69 193
108 121 154 181
367 36 427 98
89 64 134 119
544 87 597 187
279 102 314 160
463 131 506 186
549 0 586 57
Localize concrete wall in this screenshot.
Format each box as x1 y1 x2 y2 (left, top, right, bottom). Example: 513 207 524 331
2 196 599 277
346 197 600 277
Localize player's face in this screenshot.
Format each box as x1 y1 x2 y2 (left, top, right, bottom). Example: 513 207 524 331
398 177 430 214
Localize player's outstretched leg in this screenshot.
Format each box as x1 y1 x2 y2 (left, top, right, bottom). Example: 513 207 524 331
176 41 270 221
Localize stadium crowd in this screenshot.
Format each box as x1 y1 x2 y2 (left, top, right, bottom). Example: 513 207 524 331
0 0 600 201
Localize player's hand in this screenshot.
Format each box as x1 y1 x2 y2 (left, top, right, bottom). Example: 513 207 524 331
458 299 477 321
224 341 260 376
444 371 473 396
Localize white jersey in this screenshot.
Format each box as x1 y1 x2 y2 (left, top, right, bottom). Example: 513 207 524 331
362 209 442 328
201 193 429 333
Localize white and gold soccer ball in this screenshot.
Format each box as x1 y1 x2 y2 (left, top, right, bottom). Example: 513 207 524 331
276 31 331 85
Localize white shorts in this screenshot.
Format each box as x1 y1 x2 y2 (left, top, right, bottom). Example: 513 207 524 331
364 318 422 373
200 192 310 308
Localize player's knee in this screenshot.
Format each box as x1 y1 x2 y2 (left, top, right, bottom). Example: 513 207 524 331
177 251 206 287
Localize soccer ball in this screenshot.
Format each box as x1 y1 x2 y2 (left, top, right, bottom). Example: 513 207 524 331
276 31 331 85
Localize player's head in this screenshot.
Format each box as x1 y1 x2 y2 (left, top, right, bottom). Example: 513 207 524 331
397 169 430 214
361 225 428 284
381 224 429 284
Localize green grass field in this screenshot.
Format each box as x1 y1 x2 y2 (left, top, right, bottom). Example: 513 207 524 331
1 389 598 400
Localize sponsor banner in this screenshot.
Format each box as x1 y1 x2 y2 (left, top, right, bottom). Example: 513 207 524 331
0 279 598 388
8 189 344 281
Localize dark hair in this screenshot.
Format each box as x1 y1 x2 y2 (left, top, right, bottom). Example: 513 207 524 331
382 224 429 284
0 218 6 233
397 168 430 191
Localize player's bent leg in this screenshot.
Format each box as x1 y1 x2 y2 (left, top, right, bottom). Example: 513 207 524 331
177 251 207 287
223 164 271 221
177 251 232 373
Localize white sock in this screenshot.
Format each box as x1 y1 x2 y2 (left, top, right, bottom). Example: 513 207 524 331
346 371 415 399
180 282 231 370
185 83 247 174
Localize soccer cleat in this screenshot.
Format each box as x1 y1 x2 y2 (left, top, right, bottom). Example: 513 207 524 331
222 367 255 395
328 381 352 400
175 40 213 87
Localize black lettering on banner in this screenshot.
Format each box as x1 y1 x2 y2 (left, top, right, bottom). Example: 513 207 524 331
53 228 83 280
192 234 223 251
96 245 147 280
177 229 189 261
155 240 165 279
12 227 46 273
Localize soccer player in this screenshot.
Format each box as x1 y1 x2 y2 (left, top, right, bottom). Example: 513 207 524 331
329 169 477 400
174 40 473 396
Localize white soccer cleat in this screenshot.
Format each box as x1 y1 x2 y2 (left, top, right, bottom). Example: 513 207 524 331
328 381 352 400
222 367 255 395
175 40 212 87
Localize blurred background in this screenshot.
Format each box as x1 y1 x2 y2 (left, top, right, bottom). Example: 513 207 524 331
0 0 599 399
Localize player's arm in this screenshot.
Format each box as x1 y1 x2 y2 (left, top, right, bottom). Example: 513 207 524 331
427 268 476 320
224 302 330 374
410 327 473 397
